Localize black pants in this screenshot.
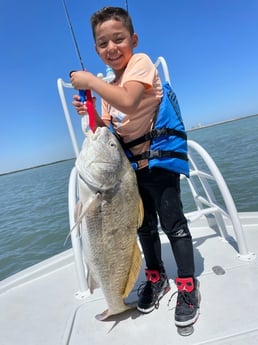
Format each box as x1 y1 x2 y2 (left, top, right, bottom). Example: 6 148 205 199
136 167 195 278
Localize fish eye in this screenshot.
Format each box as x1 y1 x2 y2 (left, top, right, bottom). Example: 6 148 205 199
109 139 117 148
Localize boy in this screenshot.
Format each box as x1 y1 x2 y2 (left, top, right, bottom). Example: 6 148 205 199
70 6 200 328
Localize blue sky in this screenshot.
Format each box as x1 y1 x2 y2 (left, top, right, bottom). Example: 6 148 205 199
1 0 257 174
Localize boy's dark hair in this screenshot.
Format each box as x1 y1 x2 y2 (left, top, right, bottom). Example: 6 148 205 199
91 7 134 40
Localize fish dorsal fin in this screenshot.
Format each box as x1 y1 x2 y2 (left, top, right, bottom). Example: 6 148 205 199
122 242 142 298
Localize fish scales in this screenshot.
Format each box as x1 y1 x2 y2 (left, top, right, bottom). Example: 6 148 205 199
75 127 143 320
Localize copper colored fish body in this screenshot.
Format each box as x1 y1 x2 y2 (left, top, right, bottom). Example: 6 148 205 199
75 127 143 320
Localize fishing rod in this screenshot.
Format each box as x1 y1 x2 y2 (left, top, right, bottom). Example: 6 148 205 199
62 0 129 131
62 0 95 131
125 0 129 12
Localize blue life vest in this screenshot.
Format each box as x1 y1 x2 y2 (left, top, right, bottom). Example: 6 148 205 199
123 82 189 177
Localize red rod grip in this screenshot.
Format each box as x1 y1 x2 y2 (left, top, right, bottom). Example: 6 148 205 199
85 89 96 132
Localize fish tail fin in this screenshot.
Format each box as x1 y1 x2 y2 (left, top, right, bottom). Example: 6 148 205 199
122 242 142 299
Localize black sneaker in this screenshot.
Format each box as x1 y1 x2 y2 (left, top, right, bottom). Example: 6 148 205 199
137 269 170 313
174 277 200 327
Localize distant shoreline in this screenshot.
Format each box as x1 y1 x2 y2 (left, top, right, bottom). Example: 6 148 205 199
1 113 257 176
187 113 258 132
0 158 75 177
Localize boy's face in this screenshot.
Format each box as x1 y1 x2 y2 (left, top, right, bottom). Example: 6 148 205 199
94 19 138 73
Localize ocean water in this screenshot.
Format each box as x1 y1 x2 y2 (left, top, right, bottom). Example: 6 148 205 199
0 160 74 281
186 115 258 212
0 115 258 281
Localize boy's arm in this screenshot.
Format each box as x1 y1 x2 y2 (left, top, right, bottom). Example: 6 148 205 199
70 71 145 114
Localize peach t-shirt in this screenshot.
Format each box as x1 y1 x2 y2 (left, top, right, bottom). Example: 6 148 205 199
101 53 163 169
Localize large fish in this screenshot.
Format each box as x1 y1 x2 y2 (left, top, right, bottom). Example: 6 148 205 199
75 126 143 321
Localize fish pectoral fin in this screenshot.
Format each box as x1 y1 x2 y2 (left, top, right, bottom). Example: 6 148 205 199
85 192 102 215
74 201 83 223
64 193 102 245
122 242 142 299
73 193 101 229
137 196 144 228
63 201 84 246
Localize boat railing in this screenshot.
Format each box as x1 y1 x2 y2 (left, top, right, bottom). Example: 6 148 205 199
57 57 255 298
184 140 255 260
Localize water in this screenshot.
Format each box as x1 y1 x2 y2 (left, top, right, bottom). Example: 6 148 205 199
0 160 74 281
186 115 258 212
0 116 258 281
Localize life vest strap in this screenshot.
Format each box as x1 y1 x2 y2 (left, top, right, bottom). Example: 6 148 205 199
124 127 187 149
128 150 188 162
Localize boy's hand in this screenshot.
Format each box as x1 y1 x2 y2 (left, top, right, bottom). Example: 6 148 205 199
70 70 93 90
72 95 87 115
72 94 96 116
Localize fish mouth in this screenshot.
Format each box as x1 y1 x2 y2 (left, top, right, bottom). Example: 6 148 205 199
76 127 123 191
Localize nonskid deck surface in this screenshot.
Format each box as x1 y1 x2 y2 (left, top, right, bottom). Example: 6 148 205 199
1 212 258 345
65 269 258 345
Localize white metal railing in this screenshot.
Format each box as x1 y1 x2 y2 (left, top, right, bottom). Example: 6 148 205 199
185 140 255 261
57 57 255 297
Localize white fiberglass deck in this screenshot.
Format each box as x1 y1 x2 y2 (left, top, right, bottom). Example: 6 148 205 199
1 212 258 345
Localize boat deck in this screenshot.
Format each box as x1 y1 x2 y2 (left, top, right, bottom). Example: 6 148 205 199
1 212 258 345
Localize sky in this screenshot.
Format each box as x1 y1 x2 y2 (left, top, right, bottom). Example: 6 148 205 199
0 0 258 174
